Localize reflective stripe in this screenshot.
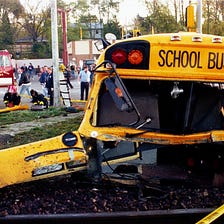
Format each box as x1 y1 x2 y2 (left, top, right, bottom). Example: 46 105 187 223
68 149 74 160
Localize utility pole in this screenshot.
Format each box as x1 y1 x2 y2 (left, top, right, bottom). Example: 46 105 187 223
196 0 202 33
51 0 61 107
206 0 210 33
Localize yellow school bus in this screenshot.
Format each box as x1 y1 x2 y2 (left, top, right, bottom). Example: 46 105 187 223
79 32 224 180
0 31 224 191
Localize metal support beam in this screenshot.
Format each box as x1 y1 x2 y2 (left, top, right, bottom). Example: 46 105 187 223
51 0 61 107
196 0 202 33
58 9 69 66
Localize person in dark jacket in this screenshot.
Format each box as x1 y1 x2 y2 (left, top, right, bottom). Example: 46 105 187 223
30 89 48 108
3 85 21 107
45 67 54 106
18 66 31 96
64 67 73 89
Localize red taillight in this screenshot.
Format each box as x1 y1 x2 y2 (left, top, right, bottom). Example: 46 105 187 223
105 40 150 69
111 49 127 65
128 49 143 65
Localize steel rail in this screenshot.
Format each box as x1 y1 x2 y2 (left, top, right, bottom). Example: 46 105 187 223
0 208 214 224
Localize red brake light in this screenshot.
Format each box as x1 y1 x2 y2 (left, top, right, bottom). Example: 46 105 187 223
111 49 127 65
128 49 143 65
105 40 149 69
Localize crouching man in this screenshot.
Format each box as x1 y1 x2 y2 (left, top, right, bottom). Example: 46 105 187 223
3 84 21 107
30 89 48 109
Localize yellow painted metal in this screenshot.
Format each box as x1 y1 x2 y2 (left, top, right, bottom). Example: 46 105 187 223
2 32 224 189
196 204 224 224
97 32 224 82
79 118 217 145
77 32 224 146
78 71 224 145
0 104 29 113
186 5 196 32
0 131 86 188
102 153 140 167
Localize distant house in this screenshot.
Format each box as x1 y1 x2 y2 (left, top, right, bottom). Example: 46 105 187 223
67 39 101 66
13 37 47 57
13 36 102 66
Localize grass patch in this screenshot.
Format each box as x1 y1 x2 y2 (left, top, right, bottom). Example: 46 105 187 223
0 116 83 149
0 107 67 125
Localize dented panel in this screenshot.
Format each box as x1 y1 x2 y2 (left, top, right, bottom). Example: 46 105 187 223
0 131 86 188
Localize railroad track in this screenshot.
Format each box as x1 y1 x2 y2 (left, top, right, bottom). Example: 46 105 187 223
0 209 216 224
0 168 223 224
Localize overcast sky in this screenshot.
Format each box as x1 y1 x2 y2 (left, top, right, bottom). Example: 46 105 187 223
19 0 192 26
118 0 148 26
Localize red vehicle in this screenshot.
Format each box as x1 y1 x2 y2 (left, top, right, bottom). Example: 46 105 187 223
0 50 14 87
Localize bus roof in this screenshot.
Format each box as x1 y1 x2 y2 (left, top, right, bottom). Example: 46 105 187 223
98 32 224 82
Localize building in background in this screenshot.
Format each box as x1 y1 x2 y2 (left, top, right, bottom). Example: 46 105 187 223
12 37 102 69
67 39 101 67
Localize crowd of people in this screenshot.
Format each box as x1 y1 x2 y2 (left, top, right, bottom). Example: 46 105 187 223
2 62 96 108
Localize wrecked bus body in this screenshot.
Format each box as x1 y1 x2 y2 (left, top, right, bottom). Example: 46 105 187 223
0 32 224 188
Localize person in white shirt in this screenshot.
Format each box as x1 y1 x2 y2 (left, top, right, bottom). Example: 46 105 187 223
78 65 91 100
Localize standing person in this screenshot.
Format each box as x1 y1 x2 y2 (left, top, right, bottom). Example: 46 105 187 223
36 65 41 77
89 63 96 87
15 66 22 83
74 66 81 80
23 64 28 72
64 66 73 89
39 66 48 96
77 66 81 76
70 64 75 79
18 66 31 96
28 63 34 80
46 67 54 106
78 65 91 100
59 63 66 80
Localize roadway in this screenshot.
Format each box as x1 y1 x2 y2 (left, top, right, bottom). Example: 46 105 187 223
0 75 81 109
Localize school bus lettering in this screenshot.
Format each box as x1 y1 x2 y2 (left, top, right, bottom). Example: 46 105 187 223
208 52 224 69
158 49 202 68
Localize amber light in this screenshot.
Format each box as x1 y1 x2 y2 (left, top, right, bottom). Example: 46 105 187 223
111 49 127 64
128 50 143 65
115 87 123 97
